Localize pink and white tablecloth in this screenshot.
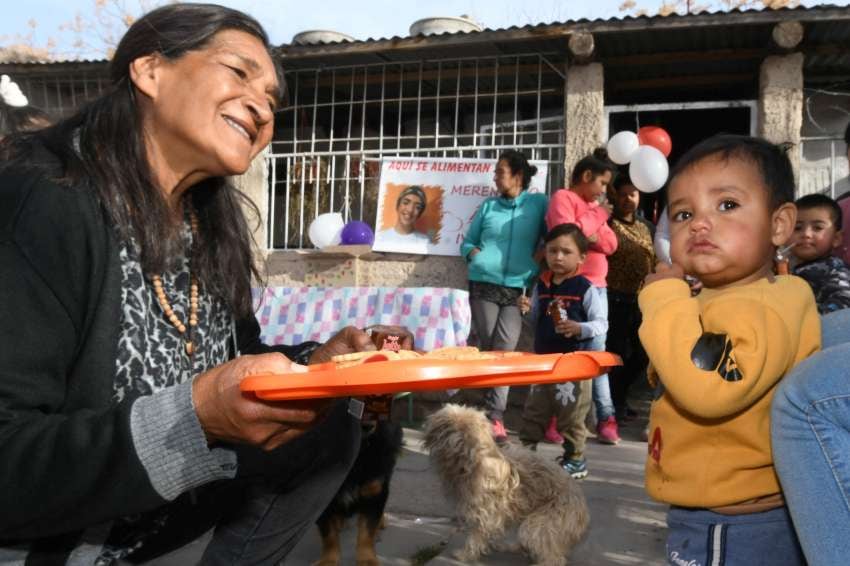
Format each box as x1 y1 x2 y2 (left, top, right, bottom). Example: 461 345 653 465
254 287 471 351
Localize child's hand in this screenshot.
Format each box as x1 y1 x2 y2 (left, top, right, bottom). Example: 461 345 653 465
518 295 531 315
556 319 582 338
643 262 686 288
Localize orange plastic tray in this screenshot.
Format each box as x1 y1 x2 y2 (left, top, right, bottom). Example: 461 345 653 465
240 351 622 401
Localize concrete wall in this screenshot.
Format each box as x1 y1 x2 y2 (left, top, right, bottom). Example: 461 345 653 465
564 63 605 183
758 52 804 180
230 148 270 259
263 247 469 289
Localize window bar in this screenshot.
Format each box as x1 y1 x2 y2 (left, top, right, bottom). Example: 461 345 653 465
453 61 461 149
284 156 292 249
513 57 520 147
292 72 300 157
329 155 336 213
55 76 63 115
314 155 321 218
299 155 307 248
435 61 442 148
379 64 386 156
343 69 356 220
491 59 499 148
536 56 543 146
310 69 320 155
416 61 423 150
268 155 276 248
396 64 404 157
358 154 365 221
360 67 368 153
472 60 479 148
329 69 337 212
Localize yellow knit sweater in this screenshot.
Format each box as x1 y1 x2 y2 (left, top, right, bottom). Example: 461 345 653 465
639 276 820 509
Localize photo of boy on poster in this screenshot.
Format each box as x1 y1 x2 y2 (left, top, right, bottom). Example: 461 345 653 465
377 185 434 253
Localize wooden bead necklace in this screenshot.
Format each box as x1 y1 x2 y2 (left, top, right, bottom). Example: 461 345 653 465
151 209 200 357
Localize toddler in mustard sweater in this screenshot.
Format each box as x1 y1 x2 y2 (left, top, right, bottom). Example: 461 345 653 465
638 135 820 565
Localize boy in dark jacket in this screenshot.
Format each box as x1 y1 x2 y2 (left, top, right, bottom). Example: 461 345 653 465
791 193 850 313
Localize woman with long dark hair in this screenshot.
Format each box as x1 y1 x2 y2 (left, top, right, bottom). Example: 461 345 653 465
0 4 398 563
461 149 548 442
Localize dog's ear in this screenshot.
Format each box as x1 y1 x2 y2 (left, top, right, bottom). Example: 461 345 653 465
479 455 517 492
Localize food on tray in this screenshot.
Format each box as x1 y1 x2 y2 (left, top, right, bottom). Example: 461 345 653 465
330 346 525 368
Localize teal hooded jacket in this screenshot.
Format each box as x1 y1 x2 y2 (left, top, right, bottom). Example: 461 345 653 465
460 190 548 289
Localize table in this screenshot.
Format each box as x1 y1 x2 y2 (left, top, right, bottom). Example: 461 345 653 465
254 286 471 352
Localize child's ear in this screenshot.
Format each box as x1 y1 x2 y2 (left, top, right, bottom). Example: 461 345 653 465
770 202 797 248
577 252 587 265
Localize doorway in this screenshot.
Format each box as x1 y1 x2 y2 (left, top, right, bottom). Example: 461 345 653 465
604 100 757 221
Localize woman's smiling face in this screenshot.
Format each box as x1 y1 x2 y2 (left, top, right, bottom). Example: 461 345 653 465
139 29 280 179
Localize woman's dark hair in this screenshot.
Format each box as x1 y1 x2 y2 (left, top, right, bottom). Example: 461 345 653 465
543 223 589 254
396 185 427 216
670 135 794 210
613 168 634 191
1 3 282 319
795 193 843 231
0 101 51 137
570 147 616 186
497 149 538 191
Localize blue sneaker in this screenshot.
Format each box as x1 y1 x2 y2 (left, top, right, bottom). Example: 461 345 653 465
560 457 588 479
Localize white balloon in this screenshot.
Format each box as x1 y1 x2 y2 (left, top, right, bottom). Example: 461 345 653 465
308 212 344 248
629 146 669 193
607 131 640 165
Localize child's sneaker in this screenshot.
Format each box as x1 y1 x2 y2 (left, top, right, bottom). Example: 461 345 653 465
596 416 621 444
543 416 564 444
492 419 508 444
560 456 588 479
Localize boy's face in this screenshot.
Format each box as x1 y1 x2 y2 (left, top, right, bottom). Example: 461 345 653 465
545 234 585 277
667 153 795 289
792 206 842 263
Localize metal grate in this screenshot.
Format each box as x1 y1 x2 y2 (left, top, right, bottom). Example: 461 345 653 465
9 69 109 119
799 135 849 199
267 52 568 249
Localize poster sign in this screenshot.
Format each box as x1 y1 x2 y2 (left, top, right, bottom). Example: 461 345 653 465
372 157 548 256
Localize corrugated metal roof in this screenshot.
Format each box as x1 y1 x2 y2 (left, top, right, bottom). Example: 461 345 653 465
277 3 848 48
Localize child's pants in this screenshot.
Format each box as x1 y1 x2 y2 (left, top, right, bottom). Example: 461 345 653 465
665 506 805 566
519 378 592 457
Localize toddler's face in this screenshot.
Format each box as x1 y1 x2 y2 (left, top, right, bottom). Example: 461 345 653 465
792 207 842 263
545 235 585 277
667 154 788 289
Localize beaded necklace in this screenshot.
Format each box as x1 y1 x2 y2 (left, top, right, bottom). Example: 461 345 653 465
151 209 200 357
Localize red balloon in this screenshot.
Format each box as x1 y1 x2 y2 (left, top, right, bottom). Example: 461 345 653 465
638 126 672 158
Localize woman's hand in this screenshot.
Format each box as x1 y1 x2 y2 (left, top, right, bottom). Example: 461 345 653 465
192 353 331 451
518 295 531 315
555 319 582 338
308 325 377 364
468 247 481 259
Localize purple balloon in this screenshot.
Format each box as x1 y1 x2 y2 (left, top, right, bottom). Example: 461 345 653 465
340 221 375 245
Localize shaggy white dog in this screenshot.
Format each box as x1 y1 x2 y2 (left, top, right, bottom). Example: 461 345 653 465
424 404 589 566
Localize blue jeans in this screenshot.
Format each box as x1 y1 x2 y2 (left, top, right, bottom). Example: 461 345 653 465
666 506 805 566
772 309 850 565
589 287 615 421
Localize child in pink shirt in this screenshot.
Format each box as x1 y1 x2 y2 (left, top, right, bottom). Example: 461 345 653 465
546 147 620 444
